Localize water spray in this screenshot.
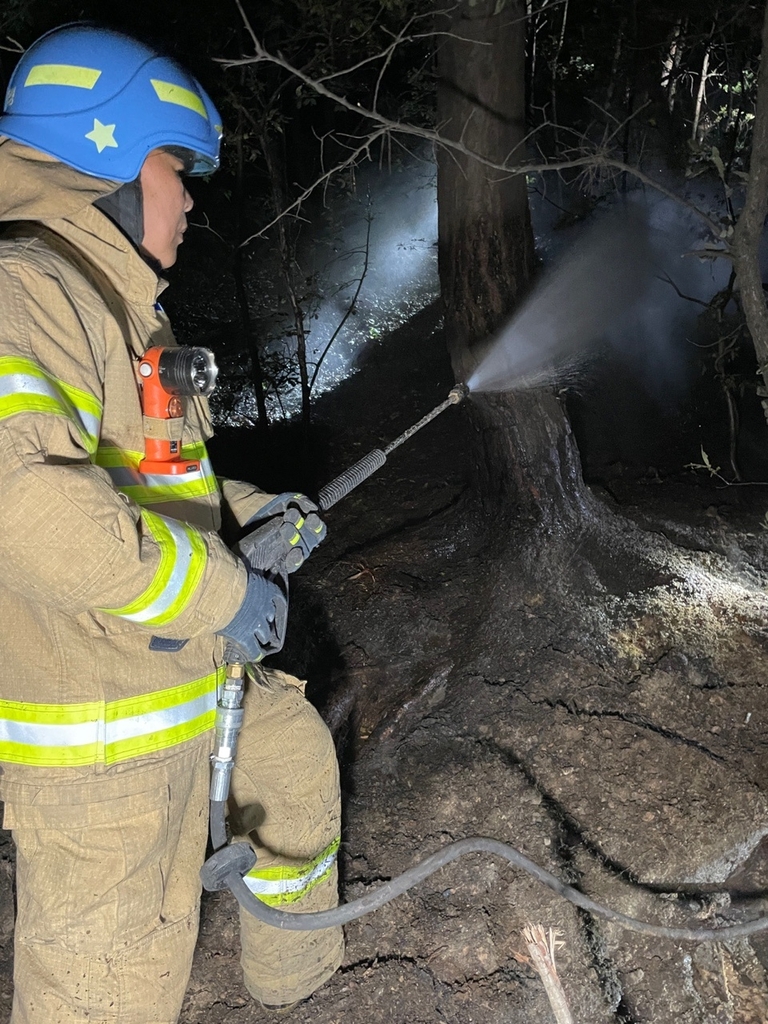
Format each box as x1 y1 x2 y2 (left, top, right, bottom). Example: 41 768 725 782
202 374 768 944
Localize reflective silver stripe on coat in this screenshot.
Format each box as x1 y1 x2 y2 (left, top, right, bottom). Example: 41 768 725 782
0 689 217 748
0 372 101 446
103 456 214 491
118 516 196 624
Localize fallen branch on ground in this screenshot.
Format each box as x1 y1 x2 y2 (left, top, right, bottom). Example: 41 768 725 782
514 923 574 1024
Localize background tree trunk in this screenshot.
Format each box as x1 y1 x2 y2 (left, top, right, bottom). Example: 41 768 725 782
732 0 768 425
436 0 591 527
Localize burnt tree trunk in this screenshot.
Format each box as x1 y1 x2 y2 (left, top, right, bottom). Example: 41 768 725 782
732 0 768 425
436 0 592 531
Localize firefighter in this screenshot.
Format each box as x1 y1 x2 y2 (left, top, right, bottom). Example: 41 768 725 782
0 23 343 1022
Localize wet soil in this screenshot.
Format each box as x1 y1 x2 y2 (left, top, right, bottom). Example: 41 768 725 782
5 306 768 1022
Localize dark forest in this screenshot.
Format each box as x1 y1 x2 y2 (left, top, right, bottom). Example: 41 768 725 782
4 2 768 1021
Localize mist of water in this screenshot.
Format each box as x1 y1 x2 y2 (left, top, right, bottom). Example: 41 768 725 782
466 206 657 394
220 156 744 430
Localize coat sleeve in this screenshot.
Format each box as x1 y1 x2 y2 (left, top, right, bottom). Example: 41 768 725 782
0 256 245 638
218 477 276 532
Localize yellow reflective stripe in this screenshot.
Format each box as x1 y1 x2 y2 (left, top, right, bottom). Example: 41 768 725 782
95 443 219 505
100 509 207 627
0 713 217 767
244 837 340 906
58 382 101 452
97 441 212 468
0 668 223 767
24 63 102 89
94 446 143 469
288 516 304 547
0 355 102 454
106 712 216 763
150 79 207 118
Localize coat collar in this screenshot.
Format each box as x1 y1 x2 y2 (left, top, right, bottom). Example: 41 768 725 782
0 138 165 306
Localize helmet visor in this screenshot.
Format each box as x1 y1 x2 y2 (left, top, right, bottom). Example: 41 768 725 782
163 144 218 176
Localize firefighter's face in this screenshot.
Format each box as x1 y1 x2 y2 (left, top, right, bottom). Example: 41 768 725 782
140 149 193 269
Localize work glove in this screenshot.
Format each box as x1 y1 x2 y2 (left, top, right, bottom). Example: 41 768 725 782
236 492 326 576
216 568 288 663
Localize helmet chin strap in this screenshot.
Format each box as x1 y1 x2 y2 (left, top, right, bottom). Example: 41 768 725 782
94 177 144 249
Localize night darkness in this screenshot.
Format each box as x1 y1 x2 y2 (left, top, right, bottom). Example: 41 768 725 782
4 3 768 1022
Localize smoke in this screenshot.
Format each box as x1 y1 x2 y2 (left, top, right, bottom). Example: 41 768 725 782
263 157 439 417
467 205 658 393
520 180 735 407
615 189 732 402
251 156 740 423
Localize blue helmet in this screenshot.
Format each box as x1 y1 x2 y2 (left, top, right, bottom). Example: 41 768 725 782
0 24 223 182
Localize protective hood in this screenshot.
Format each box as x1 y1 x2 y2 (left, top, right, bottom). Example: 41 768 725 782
0 137 162 304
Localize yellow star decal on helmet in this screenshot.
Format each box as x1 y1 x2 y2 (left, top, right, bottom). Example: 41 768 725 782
85 118 118 153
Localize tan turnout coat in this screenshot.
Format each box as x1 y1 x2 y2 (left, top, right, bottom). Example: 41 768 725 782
0 139 272 794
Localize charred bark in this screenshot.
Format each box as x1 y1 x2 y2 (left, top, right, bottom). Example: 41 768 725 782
732 0 768 425
436 0 593 531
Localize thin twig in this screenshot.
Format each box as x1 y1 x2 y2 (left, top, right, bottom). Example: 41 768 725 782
309 206 373 391
240 128 389 246
659 271 710 307
514 924 574 1024
225 6 724 238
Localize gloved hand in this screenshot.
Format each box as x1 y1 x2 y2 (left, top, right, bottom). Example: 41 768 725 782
236 492 326 576
216 568 288 663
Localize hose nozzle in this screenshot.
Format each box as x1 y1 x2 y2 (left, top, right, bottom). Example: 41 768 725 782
318 381 470 510
448 383 470 404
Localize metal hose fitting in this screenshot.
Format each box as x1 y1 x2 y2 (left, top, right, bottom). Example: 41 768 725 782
448 383 469 404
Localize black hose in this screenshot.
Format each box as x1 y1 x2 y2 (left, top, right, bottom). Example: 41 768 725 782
203 824 768 942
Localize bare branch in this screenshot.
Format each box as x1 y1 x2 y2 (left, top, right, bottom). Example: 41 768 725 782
239 128 389 247
223 19 725 239
310 209 373 392
311 9 482 89
189 211 230 248
659 271 710 307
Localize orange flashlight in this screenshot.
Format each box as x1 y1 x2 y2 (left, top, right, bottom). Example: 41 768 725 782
137 346 218 475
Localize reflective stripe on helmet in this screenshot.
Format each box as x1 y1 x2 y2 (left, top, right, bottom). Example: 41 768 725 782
95 441 219 504
243 837 340 906
0 668 222 766
99 509 207 627
150 79 207 119
25 63 101 89
0 355 102 454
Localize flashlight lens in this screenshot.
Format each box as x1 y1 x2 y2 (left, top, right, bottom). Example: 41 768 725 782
190 351 218 395
157 347 219 397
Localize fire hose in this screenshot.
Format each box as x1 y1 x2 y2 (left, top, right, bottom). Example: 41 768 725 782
202 382 768 944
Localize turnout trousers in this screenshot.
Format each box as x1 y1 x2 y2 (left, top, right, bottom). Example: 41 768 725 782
2 669 344 1024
